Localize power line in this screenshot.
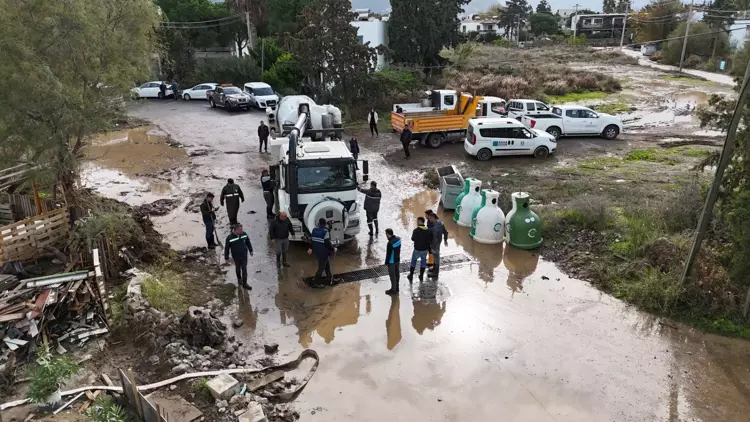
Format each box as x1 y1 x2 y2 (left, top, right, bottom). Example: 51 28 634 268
158 14 244 25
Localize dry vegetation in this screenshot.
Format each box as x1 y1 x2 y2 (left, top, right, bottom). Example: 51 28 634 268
441 44 636 101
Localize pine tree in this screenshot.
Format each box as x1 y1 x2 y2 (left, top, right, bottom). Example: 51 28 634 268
603 0 617 13
536 0 552 14
615 0 631 12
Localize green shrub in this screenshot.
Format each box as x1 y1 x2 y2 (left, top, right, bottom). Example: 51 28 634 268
613 267 682 313
262 53 304 94
493 38 512 48
194 57 261 87
27 345 79 403
142 266 191 314
85 395 129 422
554 195 613 231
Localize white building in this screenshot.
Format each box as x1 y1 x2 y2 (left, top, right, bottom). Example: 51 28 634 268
729 13 750 49
557 8 579 29
351 9 389 70
459 13 506 36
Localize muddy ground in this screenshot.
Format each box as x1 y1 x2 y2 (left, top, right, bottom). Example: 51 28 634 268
46 59 750 422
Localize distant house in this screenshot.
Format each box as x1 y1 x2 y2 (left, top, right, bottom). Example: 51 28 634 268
571 13 627 36
460 14 509 38
556 8 578 29
350 9 389 70
729 11 750 49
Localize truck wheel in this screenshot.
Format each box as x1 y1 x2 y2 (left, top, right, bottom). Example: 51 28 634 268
476 148 493 161
427 134 444 149
209 98 216 108
546 126 561 140
533 146 550 158
602 125 619 140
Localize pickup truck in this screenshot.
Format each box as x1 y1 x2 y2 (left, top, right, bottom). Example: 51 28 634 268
520 105 622 140
207 85 251 111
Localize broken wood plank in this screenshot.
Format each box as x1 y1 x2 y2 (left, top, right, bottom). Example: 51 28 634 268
246 370 285 392
0 313 24 322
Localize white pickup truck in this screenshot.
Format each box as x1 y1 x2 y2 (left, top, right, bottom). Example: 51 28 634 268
520 105 623 140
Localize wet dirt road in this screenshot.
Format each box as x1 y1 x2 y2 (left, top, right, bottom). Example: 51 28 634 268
84 100 750 421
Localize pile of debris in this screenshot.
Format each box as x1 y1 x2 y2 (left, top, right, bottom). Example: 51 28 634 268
0 268 109 381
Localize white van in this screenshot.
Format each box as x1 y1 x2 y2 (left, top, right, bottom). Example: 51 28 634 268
506 99 552 120
464 118 557 161
243 82 279 110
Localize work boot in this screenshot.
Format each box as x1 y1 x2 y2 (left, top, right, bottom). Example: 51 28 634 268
407 267 415 283
241 282 252 290
429 268 439 278
282 253 290 267
385 288 399 295
419 268 425 282
374 220 379 235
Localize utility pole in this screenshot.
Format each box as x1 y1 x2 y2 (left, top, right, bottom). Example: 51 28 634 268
245 11 254 51
619 3 629 49
679 58 750 290
573 4 581 38
678 0 694 72
260 38 265 81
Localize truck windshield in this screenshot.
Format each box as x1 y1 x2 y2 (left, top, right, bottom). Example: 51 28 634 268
253 87 274 96
224 88 242 94
297 163 356 193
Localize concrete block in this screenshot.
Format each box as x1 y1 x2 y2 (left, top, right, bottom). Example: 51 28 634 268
206 373 240 400
238 402 267 422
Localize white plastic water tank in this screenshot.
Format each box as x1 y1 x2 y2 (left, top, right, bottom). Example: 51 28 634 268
504 192 529 242
457 179 483 227
472 190 505 244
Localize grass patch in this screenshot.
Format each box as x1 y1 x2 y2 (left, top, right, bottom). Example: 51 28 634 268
191 377 214 402
658 74 714 87
625 149 679 165
592 103 633 115
213 284 236 305
671 146 712 158
578 156 623 171
546 91 608 103
142 265 193 314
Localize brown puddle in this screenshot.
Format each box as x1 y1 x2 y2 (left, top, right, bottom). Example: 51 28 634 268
85 126 188 177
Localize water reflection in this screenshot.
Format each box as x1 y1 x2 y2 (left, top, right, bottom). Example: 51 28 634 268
503 246 540 297
236 285 258 332
411 281 447 335
386 296 402 350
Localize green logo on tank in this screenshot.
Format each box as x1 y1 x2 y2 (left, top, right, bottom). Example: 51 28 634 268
528 228 537 238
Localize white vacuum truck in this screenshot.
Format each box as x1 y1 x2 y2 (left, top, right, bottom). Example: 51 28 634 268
268 95 369 245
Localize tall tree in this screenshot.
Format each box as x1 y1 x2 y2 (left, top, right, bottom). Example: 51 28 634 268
266 0 313 36
603 0 616 13
0 0 159 192
632 0 687 43
536 0 552 14
389 0 470 67
500 0 532 40
615 0 631 12
530 13 560 36
227 0 269 48
703 0 737 59
291 0 375 101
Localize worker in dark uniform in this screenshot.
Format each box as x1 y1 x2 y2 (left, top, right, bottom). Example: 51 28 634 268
308 218 336 287
270 211 294 268
159 81 167 99
220 178 244 226
358 180 381 236
349 137 360 169
261 169 275 219
258 121 270 153
407 217 431 283
224 224 254 290
425 209 435 267
400 122 412 160
384 228 402 295
427 211 449 278
199 192 219 248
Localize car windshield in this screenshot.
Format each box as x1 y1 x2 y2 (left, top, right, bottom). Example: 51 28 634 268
253 87 274 96
223 87 242 95
297 163 356 193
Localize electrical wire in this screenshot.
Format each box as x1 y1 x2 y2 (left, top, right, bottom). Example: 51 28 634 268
158 14 244 25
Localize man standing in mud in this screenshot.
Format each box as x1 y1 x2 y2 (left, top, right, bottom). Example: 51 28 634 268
427 212 449 278
308 218 336 287
199 192 219 248
220 178 244 225
258 120 270 153
270 212 294 268
261 169 275 219
224 224 253 290
400 122 412 160
384 228 401 295
358 180 381 236
407 217 431 283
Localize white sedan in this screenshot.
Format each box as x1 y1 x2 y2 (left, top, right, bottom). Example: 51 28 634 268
180 83 218 101
130 81 174 99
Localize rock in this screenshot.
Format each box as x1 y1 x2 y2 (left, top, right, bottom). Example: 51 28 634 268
216 399 229 409
168 357 182 366
166 342 182 355
171 363 190 374
148 355 160 365
232 318 244 328
229 364 237 369
202 346 215 354
263 343 279 355
207 374 240 401
229 394 244 405
179 306 227 347
238 401 267 422
170 385 177 391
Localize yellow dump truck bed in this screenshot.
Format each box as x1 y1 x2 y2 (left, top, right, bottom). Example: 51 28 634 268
391 112 472 134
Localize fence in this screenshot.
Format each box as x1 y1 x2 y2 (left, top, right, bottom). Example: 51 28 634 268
0 207 70 264
0 164 34 192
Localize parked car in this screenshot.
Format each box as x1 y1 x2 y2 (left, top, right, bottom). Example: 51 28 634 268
464 118 557 161
181 83 217 100
207 85 251 111
506 99 552 120
520 105 622 140
130 81 174 99
243 82 279 110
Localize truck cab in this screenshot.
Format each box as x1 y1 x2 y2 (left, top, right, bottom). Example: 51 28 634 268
476 96 508 118
393 89 458 113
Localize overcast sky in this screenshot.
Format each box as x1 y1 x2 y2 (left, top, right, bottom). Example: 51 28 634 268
351 0 655 14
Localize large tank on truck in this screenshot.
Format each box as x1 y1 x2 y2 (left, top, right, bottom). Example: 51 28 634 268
268 95 368 245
